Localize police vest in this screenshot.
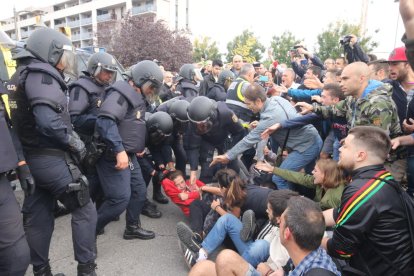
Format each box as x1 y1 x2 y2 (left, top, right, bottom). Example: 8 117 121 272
68 75 105 117
176 80 198 98
225 77 253 123
100 81 147 153
0 97 18 173
8 62 72 149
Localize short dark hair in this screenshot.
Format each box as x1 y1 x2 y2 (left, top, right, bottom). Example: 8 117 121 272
323 83 345 100
307 65 322 78
268 190 299 218
368 59 389 76
167 170 184 181
212 59 223 67
244 83 267 102
348 126 391 161
284 197 325 251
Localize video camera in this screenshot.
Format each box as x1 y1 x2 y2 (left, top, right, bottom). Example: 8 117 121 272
289 47 301 58
340 35 352 46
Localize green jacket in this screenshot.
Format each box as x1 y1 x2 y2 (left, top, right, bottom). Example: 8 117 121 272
273 167 345 210
313 81 401 137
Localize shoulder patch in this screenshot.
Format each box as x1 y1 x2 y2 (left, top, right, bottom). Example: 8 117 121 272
372 117 382 126
41 74 53 85
117 94 125 106
232 113 238 123
73 87 80 101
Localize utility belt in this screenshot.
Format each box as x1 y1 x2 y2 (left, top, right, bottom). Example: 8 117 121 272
24 147 90 210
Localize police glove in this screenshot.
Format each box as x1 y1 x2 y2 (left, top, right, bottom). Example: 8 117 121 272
68 132 87 162
16 164 35 197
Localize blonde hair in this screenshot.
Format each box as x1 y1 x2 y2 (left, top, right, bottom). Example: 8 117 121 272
316 159 345 189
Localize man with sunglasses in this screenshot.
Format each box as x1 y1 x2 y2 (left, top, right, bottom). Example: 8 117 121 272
95 60 163 240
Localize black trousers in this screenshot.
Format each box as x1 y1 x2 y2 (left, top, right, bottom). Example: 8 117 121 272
0 174 30 276
189 199 211 233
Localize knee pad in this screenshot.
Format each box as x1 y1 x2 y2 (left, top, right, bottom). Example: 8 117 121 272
58 175 90 212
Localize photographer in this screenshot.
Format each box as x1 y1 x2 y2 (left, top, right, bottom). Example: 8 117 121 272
340 34 369 64
289 44 324 81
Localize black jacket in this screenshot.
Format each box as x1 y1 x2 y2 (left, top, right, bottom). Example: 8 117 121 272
328 165 414 276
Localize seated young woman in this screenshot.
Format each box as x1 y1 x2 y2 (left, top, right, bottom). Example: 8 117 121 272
255 159 346 210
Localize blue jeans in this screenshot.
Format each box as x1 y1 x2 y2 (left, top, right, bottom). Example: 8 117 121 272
333 138 340 161
272 136 323 190
201 214 269 267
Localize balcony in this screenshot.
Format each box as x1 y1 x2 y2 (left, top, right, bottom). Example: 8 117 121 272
20 31 29 39
55 22 66 28
131 5 156 15
81 32 93 40
97 13 111 23
72 34 81 41
67 20 80 28
80 17 92 25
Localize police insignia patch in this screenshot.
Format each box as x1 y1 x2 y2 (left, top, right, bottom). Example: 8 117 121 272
232 114 238 123
137 111 141 119
97 99 102 107
372 117 381 126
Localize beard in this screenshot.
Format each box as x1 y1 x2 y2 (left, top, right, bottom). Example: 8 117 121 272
338 159 354 173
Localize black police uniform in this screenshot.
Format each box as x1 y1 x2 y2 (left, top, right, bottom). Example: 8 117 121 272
69 75 106 202
225 77 256 168
176 79 199 98
0 93 31 275
8 61 97 269
156 97 189 174
95 80 149 234
206 83 227 102
184 102 245 183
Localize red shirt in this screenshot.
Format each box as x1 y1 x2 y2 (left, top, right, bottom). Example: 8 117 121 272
161 178 205 216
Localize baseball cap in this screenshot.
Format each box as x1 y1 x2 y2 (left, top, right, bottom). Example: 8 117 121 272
386 46 407 62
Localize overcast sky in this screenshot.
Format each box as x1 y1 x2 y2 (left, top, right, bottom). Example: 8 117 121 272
1 0 405 59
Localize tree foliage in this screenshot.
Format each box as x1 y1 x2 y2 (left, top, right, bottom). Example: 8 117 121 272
269 31 302 65
98 13 193 71
226 30 265 63
316 21 378 61
193 36 221 62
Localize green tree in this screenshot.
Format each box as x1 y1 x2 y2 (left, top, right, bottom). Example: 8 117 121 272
192 36 221 62
269 31 302 65
316 21 378 61
226 30 265 63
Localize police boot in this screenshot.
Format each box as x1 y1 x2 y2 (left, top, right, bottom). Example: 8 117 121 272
33 263 65 276
152 173 169 204
123 223 155 240
77 262 97 276
141 199 162 218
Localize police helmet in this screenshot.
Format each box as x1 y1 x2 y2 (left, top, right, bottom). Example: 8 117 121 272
25 28 77 77
147 111 173 144
131 60 163 91
169 100 190 122
187 96 217 123
218 70 235 85
87 52 118 84
178 64 203 82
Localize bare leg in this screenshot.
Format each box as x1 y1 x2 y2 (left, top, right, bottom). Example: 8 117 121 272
216 249 250 276
189 260 217 276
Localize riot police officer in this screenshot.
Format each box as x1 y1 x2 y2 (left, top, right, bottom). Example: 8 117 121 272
8 28 97 276
156 98 191 174
68 52 117 203
175 64 202 98
206 69 235 102
184 96 245 184
0 86 31 276
138 111 174 208
95 60 163 240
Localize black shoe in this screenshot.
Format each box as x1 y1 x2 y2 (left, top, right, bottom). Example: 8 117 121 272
141 204 162 218
123 224 155 240
179 240 197 269
54 204 71 218
77 262 97 276
96 228 105 236
153 191 169 204
146 199 158 209
240 209 256 242
176 222 201 252
33 263 65 276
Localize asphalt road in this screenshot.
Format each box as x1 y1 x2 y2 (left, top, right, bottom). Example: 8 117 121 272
14 184 191 276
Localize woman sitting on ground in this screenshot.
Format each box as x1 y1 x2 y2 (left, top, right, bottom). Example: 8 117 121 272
161 170 206 216
255 159 346 209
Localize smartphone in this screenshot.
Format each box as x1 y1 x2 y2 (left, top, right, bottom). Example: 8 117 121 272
300 59 308 66
259 75 269 82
